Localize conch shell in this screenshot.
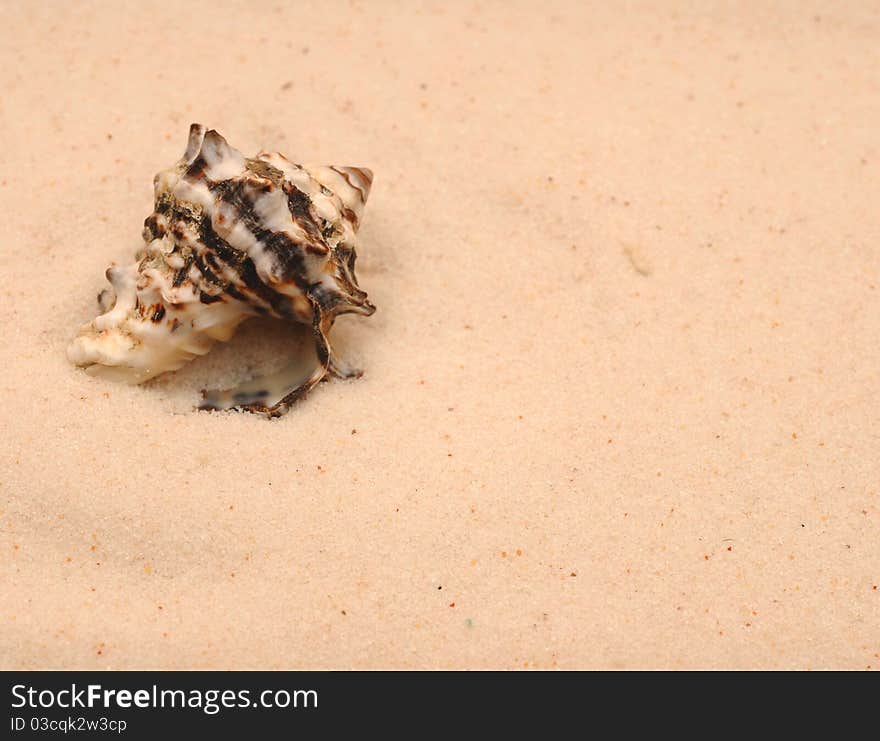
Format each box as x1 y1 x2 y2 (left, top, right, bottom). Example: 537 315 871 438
68 124 376 417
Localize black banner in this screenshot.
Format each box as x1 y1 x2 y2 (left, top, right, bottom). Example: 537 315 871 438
1 671 871 736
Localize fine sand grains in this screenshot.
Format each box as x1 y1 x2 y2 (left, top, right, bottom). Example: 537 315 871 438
1 1 878 669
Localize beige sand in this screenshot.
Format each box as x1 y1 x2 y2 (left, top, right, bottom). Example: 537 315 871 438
1 0 878 670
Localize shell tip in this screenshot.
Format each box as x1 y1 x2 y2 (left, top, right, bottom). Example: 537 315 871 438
182 123 207 164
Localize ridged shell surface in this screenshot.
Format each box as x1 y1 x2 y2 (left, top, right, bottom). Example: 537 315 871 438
68 124 375 416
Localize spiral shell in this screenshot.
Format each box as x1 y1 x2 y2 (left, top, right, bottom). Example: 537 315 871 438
68 124 376 417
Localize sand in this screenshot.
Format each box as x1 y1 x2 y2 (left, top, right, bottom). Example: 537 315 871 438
1 0 878 670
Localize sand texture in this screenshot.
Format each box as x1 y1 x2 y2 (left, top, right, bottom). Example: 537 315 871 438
1 1 878 669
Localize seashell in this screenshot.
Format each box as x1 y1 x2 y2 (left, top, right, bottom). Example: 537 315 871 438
68 124 376 417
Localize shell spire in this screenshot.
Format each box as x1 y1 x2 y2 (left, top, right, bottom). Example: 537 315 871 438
68 124 376 417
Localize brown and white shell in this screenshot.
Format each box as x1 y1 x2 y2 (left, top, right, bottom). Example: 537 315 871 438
67 124 376 417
